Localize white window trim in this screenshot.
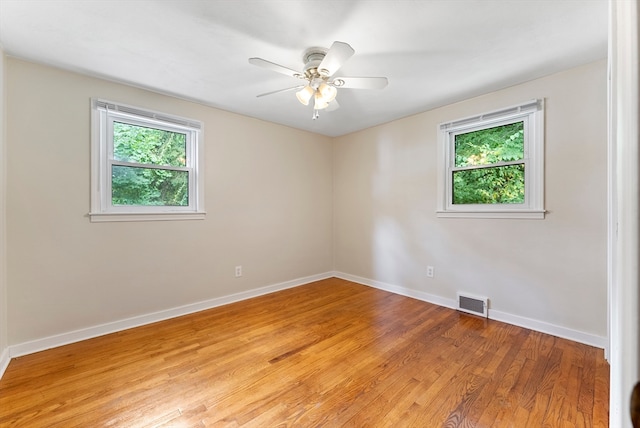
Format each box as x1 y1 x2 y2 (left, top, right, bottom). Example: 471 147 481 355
90 99 206 222
437 99 545 220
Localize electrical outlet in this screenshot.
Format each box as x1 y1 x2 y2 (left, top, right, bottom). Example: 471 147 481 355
235 265 242 277
427 266 434 278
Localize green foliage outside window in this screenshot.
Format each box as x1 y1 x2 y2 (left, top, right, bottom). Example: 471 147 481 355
111 122 189 206
453 122 525 204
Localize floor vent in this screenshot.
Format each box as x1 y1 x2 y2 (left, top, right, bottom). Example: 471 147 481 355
457 292 488 318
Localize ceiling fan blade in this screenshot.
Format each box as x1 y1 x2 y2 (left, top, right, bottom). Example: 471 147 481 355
318 41 355 77
249 58 302 79
256 85 304 98
333 77 388 90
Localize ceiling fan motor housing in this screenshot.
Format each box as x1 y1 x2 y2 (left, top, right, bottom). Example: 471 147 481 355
302 47 330 80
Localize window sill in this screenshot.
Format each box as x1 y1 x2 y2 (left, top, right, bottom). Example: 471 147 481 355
89 211 206 223
436 210 545 219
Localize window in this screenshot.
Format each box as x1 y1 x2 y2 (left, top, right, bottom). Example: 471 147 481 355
437 99 544 219
90 99 205 222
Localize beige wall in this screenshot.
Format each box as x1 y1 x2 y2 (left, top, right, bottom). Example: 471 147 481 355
4 57 608 349
333 60 608 337
6 58 334 344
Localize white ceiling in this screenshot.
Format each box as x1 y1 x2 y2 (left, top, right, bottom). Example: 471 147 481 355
0 0 608 137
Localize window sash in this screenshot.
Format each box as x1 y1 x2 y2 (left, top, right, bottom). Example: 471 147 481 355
104 113 197 212
451 163 526 205
109 164 191 208
111 121 187 168
106 115 193 167
445 115 531 210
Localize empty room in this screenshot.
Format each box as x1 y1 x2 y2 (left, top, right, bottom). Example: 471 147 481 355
0 0 638 427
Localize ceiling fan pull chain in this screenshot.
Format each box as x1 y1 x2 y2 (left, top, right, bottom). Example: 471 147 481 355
313 109 320 120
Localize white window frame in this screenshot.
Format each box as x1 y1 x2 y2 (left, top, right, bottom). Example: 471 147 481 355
90 99 205 222
437 99 545 219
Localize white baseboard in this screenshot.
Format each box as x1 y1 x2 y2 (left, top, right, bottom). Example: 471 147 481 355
0 346 9 379
334 272 457 309
8 272 334 360
333 271 607 349
3 270 607 374
489 310 607 349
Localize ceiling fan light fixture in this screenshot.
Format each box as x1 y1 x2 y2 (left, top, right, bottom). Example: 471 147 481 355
314 92 330 110
318 83 337 103
296 85 314 106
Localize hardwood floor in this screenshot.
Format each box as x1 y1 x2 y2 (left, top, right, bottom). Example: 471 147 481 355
0 278 609 427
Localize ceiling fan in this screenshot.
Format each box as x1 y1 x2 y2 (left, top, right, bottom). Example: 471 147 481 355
249 41 388 119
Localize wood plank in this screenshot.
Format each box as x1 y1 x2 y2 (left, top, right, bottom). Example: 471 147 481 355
0 278 609 427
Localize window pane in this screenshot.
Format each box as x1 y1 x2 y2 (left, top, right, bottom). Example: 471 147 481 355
113 122 186 167
455 122 524 167
453 164 525 204
112 165 188 206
